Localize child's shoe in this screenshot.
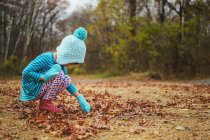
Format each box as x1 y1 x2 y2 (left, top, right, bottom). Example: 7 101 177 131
39 99 63 113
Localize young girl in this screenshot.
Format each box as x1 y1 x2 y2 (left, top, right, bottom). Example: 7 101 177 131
19 27 90 113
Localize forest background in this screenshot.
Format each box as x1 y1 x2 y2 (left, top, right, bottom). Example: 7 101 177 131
0 0 210 79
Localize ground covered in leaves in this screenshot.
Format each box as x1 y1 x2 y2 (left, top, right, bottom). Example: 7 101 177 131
0 77 209 140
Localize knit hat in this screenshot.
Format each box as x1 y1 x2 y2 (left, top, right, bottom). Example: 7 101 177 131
56 27 87 65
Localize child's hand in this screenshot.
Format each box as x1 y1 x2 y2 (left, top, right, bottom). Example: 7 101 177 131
76 94 91 113
41 64 61 82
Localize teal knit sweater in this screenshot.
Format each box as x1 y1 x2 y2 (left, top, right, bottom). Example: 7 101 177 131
20 52 77 101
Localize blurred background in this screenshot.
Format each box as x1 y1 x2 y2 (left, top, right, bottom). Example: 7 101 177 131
0 0 210 79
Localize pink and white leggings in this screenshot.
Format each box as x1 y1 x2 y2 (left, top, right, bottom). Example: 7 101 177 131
37 71 71 100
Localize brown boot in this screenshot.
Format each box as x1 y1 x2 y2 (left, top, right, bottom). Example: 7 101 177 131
39 99 63 113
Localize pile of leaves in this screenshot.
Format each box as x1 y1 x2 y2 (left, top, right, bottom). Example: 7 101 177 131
5 87 165 139
0 86 20 97
160 84 209 109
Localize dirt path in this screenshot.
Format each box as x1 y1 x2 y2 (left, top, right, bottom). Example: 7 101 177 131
0 78 209 140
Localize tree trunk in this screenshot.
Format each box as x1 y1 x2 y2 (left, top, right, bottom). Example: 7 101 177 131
2 0 7 61
159 0 166 23
129 0 136 36
21 1 38 68
5 7 15 61
166 0 187 74
11 2 26 56
1 2 5 62
12 31 22 56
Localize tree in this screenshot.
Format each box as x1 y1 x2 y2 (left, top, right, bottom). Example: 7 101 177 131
0 0 69 67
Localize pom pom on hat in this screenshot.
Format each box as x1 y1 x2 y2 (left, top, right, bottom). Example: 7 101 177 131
73 27 88 41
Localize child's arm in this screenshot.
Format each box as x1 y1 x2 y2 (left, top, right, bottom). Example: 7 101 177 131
66 83 91 113
63 67 91 113
41 64 61 82
22 56 47 82
39 65 62 82
23 54 61 82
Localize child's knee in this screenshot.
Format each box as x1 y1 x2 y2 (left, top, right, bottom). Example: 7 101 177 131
54 71 65 81
63 75 71 87
54 71 71 87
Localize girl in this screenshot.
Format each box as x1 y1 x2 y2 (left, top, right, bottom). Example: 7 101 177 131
19 27 91 113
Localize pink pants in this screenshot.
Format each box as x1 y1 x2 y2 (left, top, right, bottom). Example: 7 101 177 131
37 71 71 100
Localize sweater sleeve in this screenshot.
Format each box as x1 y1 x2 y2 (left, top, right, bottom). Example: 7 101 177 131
22 55 49 82
66 83 78 95
62 66 78 95
62 66 68 75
